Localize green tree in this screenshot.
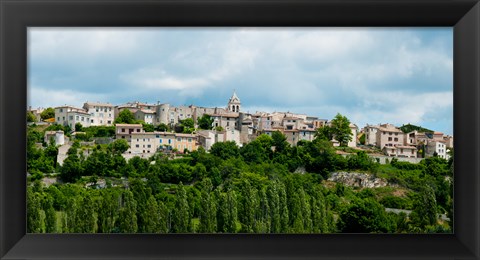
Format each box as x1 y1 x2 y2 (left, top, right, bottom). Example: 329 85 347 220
43 194 57 233
110 139 130 154
197 114 214 130
172 183 191 233
155 123 170 132
60 149 83 182
330 113 352 147
210 141 239 160
267 180 281 233
157 200 169 233
27 111 37 122
74 193 96 233
40 107 55 120
75 122 83 132
240 180 257 233
97 189 120 233
142 123 155 132
198 178 217 233
278 181 289 233
240 140 268 164
118 190 138 233
338 197 396 233
410 184 438 230
224 189 238 233
27 187 42 233
144 196 160 233
315 125 334 141
180 118 195 134
114 109 136 124
271 131 289 155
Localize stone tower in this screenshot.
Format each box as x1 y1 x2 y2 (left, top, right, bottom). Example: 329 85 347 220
227 90 241 113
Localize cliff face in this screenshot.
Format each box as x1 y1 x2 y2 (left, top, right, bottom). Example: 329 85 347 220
327 172 390 188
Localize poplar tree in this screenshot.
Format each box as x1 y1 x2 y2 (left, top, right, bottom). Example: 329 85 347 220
172 183 191 233
267 180 281 233
75 193 96 233
97 189 120 233
118 190 138 233
240 180 257 233
254 188 270 233
157 200 169 233
43 194 57 233
144 196 160 233
224 189 238 233
27 187 42 233
198 179 216 233
278 182 289 233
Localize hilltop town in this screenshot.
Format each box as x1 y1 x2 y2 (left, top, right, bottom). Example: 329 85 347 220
26 91 454 234
28 91 453 163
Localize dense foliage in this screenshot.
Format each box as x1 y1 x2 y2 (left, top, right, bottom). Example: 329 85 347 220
26 124 453 234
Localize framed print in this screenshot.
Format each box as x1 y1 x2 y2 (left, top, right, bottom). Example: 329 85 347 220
1 0 479 259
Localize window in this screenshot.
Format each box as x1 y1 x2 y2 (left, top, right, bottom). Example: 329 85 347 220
160 139 163 143
388 137 392 141
147 145 151 148
69 116 73 120
177 138 181 142
389 132 392 135
107 121 111 124
168 139 172 144
91 119 94 123
188 138 192 142
57 117 60 121
137 129 140 132
76 116 79 120
401 149 403 153
394 138 398 141
122 136 125 139
62 116 65 120
122 128 125 132
135 144 139 148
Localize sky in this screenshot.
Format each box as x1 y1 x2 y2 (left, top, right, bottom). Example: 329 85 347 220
28 27 453 135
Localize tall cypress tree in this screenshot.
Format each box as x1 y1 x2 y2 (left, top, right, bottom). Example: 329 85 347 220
43 194 57 233
198 178 217 233
240 180 257 233
225 189 238 233
267 180 281 233
144 195 160 233
27 187 42 233
75 193 96 233
172 183 191 233
278 182 289 233
157 200 169 233
118 190 138 233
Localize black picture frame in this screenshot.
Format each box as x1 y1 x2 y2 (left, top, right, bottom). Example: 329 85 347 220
1 0 479 259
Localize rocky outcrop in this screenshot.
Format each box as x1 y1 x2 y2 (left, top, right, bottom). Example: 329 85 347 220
327 172 389 188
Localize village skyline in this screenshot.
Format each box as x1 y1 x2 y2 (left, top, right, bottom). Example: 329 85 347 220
28 27 453 135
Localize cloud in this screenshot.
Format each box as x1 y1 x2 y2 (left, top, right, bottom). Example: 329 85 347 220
28 27 453 134
29 86 107 109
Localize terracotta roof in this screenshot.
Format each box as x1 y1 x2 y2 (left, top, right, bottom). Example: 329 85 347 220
84 102 113 107
396 145 417 149
115 124 142 127
175 133 197 138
